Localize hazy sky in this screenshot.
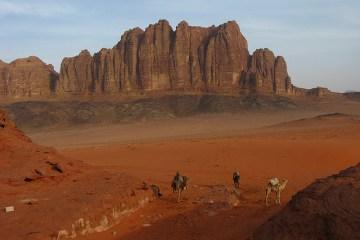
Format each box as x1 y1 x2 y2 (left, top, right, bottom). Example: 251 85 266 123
0 0 359 92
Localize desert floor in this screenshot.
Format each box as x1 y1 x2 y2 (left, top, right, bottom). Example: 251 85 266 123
29 110 360 240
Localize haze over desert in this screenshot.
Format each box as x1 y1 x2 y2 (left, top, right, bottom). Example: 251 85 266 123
1 1 360 240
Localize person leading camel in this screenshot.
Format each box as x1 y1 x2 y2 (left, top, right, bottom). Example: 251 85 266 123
171 171 188 202
233 171 240 189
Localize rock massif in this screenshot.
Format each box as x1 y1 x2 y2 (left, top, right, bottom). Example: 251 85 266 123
0 20 335 98
0 56 58 98
251 163 360 240
58 20 294 96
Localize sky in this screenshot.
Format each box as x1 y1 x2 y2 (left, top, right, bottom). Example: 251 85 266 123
0 0 359 92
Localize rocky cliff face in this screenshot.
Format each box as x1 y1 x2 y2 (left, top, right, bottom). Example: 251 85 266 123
58 20 294 96
1 20 319 98
240 48 292 94
59 50 94 94
0 56 58 98
0 60 9 96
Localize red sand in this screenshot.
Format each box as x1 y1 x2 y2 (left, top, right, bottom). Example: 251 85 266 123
0 110 154 240
58 114 360 240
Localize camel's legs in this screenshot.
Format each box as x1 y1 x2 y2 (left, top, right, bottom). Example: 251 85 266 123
265 187 271 206
276 190 281 205
177 189 181 202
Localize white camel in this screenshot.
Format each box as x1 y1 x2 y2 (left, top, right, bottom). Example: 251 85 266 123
265 178 288 206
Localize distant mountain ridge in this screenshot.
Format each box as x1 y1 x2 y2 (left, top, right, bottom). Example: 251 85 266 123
0 20 339 98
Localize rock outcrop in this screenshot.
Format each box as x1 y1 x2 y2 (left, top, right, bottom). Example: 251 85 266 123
0 60 9 96
292 86 339 97
306 87 338 97
59 50 94 94
251 163 360 240
58 20 293 96
0 56 58 98
240 48 292 94
344 92 360 101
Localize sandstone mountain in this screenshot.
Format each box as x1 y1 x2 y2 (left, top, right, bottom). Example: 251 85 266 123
0 20 337 99
59 20 294 96
251 163 360 240
0 56 58 98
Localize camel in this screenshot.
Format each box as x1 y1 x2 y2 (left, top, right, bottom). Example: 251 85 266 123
141 182 163 198
233 171 240 189
171 171 188 202
150 184 162 198
265 178 288 206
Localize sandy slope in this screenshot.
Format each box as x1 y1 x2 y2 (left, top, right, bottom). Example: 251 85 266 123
56 114 360 240
0 110 154 240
